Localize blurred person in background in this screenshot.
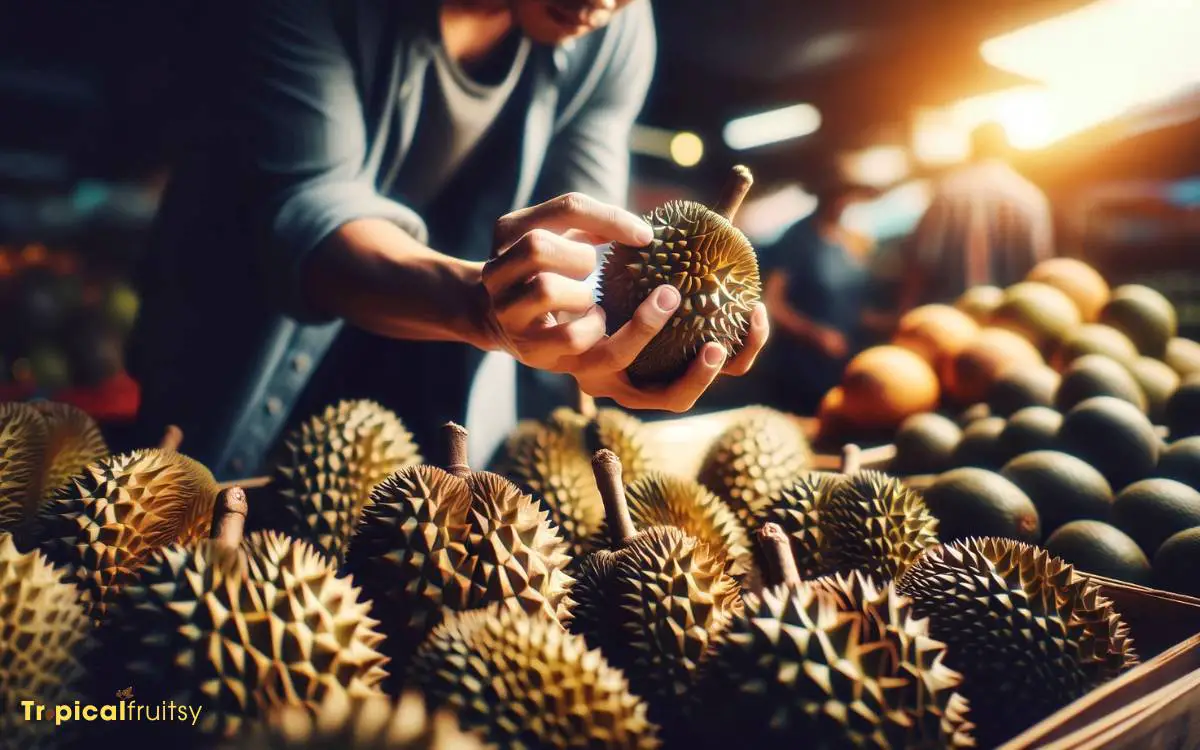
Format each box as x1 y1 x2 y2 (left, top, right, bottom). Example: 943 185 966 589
127 0 768 479
763 180 877 415
899 121 1054 310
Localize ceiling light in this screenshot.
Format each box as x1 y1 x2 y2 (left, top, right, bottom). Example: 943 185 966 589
669 131 704 167
630 124 705 167
723 104 821 151
842 146 910 188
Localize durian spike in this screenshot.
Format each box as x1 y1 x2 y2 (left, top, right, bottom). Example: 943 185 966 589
592 449 637 548
841 443 862 475
757 522 801 588
443 422 470 479
576 383 597 420
159 424 183 452
712 164 754 222
211 486 248 548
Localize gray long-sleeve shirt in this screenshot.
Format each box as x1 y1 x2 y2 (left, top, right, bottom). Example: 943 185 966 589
127 0 655 479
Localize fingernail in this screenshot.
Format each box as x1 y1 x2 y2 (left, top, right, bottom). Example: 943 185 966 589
654 285 681 312
634 221 654 245
703 345 726 366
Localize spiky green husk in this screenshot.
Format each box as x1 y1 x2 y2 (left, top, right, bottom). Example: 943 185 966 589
106 531 388 739
346 468 572 677
0 533 91 750
34 401 108 502
0 402 49 529
761 472 840 579
410 603 660 749
822 471 939 581
570 526 742 717
698 407 812 528
36 449 219 621
229 689 484 750
271 400 422 564
896 537 1137 747
694 577 973 749
600 200 761 386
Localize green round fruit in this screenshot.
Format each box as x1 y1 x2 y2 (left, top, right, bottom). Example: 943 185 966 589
1153 527 1200 596
956 402 992 427
950 416 1007 470
1166 377 1200 440
923 467 1041 543
987 365 1060 417
1045 520 1151 585
1059 397 1161 492
1158 437 1200 492
1001 450 1111 538
1166 338 1200 380
1099 285 1177 359
1054 354 1146 413
990 282 1082 355
891 412 962 475
998 407 1062 462
1053 324 1139 372
956 285 1004 323
1112 478 1200 557
1131 357 1179 425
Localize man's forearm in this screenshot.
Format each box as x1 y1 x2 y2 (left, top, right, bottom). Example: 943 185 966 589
300 218 498 351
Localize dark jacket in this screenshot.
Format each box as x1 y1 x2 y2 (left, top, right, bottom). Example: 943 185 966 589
128 0 655 479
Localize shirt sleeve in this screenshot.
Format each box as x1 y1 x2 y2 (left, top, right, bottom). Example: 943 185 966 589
531 1 656 207
234 0 429 323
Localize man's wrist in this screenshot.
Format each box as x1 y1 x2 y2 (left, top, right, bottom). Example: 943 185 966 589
450 260 505 353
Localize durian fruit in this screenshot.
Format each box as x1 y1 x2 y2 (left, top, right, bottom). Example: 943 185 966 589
599 165 761 385
230 689 484 750
692 524 974 750
346 423 572 678
0 402 49 529
760 471 840 579
588 471 753 578
104 487 389 739
0 531 92 750
896 537 1138 747
697 406 813 527
36 448 219 621
569 451 742 726
409 602 660 749
34 401 108 501
268 399 422 564
490 397 652 556
821 469 940 581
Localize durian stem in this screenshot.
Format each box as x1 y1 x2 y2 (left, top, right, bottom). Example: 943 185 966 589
592 449 637 548
712 165 754 222
159 424 183 452
576 383 597 420
443 422 471 478
841 443 862 475
757 522 801 588
211 486 248 547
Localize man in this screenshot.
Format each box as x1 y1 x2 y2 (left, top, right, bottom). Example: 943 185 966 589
900 122 1054 309
762 182 874 414
127 0 768 479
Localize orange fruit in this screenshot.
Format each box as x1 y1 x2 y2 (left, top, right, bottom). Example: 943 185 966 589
840 346 940 431
943 327 1044 406
894 304 980 369
1027 257 1110 323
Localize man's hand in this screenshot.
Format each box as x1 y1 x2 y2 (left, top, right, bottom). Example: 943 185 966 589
479 192 770 413
815 327 849 360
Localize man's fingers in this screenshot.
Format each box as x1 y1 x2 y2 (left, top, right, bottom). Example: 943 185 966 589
483 229 598 295
581 285 680 371
722 304 770 376
494 192 653 253
494 274 597 332
524 306 607 362
655 343 727 412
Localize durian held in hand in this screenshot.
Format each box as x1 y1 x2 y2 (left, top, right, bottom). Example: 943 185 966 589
690 523 974 750
600 165 762 386
569 449 742 730
345 422 572 678
100 486 389 740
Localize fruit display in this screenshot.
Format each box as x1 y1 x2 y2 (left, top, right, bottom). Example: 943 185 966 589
101 487 389 739
820 469 939 580
263 399 422 564
599 165 760 386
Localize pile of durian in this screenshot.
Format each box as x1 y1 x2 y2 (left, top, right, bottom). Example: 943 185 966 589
0 395 1143 750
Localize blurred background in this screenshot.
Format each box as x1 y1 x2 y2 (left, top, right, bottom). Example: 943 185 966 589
0 0 1198 431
